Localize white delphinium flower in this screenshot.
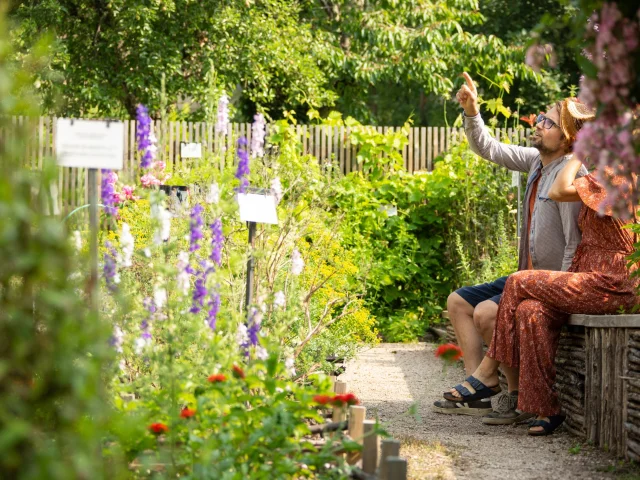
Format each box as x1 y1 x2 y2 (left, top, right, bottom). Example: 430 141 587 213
215 93 229 135
236 323 249 346
72 230 82 250
112 325 125 353
291 248 304 275
205 182 220 204
273 291 286 308
134 336 151 354
151 204 172 245
176 251 190 296
153 285 167 310
256 346 269 361
251 113 266 158
285 357 296 377
271 177 283 204
120 223 135 267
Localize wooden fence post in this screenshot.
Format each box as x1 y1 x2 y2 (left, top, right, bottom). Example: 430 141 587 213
362 420 378 474
378 439 400 480
332 381 348 422
347 405 366 464
385 456 407 480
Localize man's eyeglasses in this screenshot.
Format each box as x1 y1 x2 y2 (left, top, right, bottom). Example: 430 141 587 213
536 114 559 130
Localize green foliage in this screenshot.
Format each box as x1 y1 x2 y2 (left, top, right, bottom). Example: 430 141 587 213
0 10 122 478
329 119 517 341
12 0 337 119
11 0 540 125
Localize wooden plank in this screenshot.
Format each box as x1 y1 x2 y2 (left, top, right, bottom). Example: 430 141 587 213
427 127 433 170
624 329 632 459
440 127 446 157
407 127 414 173
419 127 426 171
347 405 366 464
600 329 609 450
585 328 596 443
379 440 401 480
569 315 640 328
433 127 439 162
362 420 378 474
614 328 625 456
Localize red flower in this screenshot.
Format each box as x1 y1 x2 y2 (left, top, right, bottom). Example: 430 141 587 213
520 113 537 128
149 422 169 435
313 394 333 406
207 373 226 383
434 343 463 363
332 393 360 407
232 364 246 379
180 407 196 419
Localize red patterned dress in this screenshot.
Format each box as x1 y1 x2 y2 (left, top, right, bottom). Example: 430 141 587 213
487 173 640 416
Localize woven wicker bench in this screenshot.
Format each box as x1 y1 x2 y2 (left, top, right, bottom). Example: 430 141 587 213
435 311 640 459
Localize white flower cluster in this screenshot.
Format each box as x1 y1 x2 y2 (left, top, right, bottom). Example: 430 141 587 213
271 177 283 204
151 204 171 245
205 182 220 204
176 251 190 296
291 248 304 275
251 113 266 158
215 93 229 135
120 223 135 267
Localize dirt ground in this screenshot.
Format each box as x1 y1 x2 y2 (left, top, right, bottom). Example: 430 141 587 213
341 343 640 480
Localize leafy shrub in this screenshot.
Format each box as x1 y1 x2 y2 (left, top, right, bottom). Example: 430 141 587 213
328 118 518 341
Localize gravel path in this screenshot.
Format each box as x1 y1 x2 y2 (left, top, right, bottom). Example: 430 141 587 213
342 343 628 480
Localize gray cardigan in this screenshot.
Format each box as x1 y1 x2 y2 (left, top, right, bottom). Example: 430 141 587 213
464 114 585 272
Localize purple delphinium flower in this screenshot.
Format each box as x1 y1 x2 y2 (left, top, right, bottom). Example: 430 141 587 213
190 269 207 313
250 113 266 158
136 104 157 169
247 307 262 347
235 137 250 193
189 204 204 252
210 218 223 266
103 241 119 292
215 94 230 135
207 291 220 331
135 297 156 353
101 170 119 216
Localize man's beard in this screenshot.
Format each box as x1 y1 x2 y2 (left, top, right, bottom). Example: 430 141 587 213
532 135 554 155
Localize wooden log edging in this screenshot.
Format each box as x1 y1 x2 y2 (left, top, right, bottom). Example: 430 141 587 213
317 379 409 480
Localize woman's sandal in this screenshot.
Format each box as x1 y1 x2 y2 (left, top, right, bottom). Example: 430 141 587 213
528 414 566 436
443 375 501 403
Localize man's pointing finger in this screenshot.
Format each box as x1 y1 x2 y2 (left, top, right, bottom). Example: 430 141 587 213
461 72 476 93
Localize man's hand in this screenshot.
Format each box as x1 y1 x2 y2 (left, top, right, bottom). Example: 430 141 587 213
456 72 479 117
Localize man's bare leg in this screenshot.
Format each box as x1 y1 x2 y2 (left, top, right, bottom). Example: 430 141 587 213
447 292 484 375
473 300 519 393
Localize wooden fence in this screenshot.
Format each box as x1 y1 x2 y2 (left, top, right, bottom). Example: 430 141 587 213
4 116 532 219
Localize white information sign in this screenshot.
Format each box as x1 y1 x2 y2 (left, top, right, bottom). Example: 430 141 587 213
237 193 278 225
180 142 202 159
56 119 124 170
511 170 520 187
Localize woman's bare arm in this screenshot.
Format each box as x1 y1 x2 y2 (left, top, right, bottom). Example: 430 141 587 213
548 157 583 202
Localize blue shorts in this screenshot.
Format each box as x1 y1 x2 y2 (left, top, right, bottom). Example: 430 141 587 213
455 276 509 308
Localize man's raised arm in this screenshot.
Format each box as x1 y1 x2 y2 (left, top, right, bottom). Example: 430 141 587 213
457 72 538 173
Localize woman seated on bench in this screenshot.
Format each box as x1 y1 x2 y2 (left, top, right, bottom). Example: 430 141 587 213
443 106 639 436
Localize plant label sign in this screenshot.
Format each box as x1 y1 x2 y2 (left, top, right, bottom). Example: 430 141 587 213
237 193 278 225
511 170 520 187
180 142 202 159
56 119 124 170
